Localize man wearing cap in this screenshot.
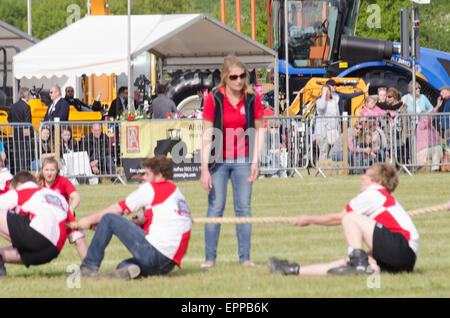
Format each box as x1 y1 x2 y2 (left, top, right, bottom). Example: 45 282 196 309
325 79 370 115
439 85 450 143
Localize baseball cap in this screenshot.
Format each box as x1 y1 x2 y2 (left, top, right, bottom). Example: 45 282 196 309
440 85 450 91
326 79 337 86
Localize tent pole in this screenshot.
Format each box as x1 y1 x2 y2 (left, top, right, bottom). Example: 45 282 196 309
127 0 133 111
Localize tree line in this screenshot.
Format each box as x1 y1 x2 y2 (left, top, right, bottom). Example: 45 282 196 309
0 0 448 53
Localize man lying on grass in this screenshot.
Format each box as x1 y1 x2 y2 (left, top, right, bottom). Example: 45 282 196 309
269 163 419 276
74 156 192 279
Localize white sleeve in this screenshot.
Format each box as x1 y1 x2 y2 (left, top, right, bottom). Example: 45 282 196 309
0 191 18 212
315 95 327 115
123 183 154 213
347 189 386 216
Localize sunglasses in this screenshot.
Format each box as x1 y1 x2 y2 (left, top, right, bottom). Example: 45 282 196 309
387 95 393 98
229 72 247 81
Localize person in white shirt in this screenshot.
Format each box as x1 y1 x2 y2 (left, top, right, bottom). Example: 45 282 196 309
315 84 341 161
0 156 12 195
75 156 192 279
0 171 72 277
269 163 419 276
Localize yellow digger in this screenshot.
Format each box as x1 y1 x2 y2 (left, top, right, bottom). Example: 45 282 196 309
285 77 368 124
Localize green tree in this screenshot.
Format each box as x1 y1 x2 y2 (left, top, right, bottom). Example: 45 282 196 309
356 0 411 42
32 0 87 39
0 0 27 34
356 0 450 53
108 0 194 15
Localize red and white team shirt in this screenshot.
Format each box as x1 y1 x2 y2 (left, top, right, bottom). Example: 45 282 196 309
346 184 419 254
44 175 83 243
118 180 191 266
0 168 13 195
0 181 71 251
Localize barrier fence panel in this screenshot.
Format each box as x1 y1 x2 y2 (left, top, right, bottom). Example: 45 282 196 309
0 123 38 175
310 114 393 176
2 113 447 183
38 121 124 185
259 116 309 178
394 112 450 175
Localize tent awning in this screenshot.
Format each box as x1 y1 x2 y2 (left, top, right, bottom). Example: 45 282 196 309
13 14 277 79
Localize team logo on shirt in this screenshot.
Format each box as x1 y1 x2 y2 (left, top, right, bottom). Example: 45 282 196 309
126 126 140 153
240 107 246 116
44 193 65 210
176 199 191 217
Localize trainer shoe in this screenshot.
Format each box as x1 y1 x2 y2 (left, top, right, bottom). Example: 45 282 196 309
327 249 372 275
80 264 99 277
0 255 6 278
100 264 141 280
200 261 215 269
241 260 255 267
268 256 300 275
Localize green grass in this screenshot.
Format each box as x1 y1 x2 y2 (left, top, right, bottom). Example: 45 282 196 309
1 172 450 298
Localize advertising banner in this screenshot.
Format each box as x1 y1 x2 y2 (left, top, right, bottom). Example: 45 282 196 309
121 119 202 181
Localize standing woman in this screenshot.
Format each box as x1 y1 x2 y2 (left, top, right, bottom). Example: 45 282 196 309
200 55 264 268
37 157 88 259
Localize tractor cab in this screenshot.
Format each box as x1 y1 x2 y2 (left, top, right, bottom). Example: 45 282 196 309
271 0 359 70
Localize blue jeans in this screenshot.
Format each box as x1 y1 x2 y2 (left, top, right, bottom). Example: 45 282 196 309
82 214 175 276
205 157 253 263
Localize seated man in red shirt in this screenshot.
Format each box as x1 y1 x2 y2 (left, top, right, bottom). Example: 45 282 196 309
75 156 192 279
0 171 76 277
269 163 419 275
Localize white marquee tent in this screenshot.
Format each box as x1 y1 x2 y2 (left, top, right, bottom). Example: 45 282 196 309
13 14 278 102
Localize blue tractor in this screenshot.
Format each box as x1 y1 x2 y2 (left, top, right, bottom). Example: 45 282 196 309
268 0 450 114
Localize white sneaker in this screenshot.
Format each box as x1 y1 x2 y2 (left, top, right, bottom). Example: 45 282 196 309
200 261 214 269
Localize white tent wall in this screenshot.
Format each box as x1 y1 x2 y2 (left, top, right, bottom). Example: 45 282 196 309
19 75 76 104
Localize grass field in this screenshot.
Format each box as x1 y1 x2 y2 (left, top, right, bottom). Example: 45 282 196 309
0 171 449 298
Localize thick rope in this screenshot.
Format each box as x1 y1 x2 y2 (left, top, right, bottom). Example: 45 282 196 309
67 203 448 229
191 203 449 224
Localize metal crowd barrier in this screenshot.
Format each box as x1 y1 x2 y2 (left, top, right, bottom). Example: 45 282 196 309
309 114 393 177
1 113 448 182
37 121 125 185
393 112 450 176
0 122 38 175
259 116 309 178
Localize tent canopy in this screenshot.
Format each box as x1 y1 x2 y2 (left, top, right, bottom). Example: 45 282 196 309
13 14 277 79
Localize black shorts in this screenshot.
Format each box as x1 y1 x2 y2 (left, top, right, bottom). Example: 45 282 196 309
372 223 416 273
7 213 59 267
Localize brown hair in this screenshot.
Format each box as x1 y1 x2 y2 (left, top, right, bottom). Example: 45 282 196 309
387 87 401 102
37 157 60 186
369 163 399 193
140 156 173 180
219 55 254 95
10 171 37 189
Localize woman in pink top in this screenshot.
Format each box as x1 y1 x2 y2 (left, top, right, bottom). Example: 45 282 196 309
360 96 388 130
360 96 387 117
416 114 444 172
